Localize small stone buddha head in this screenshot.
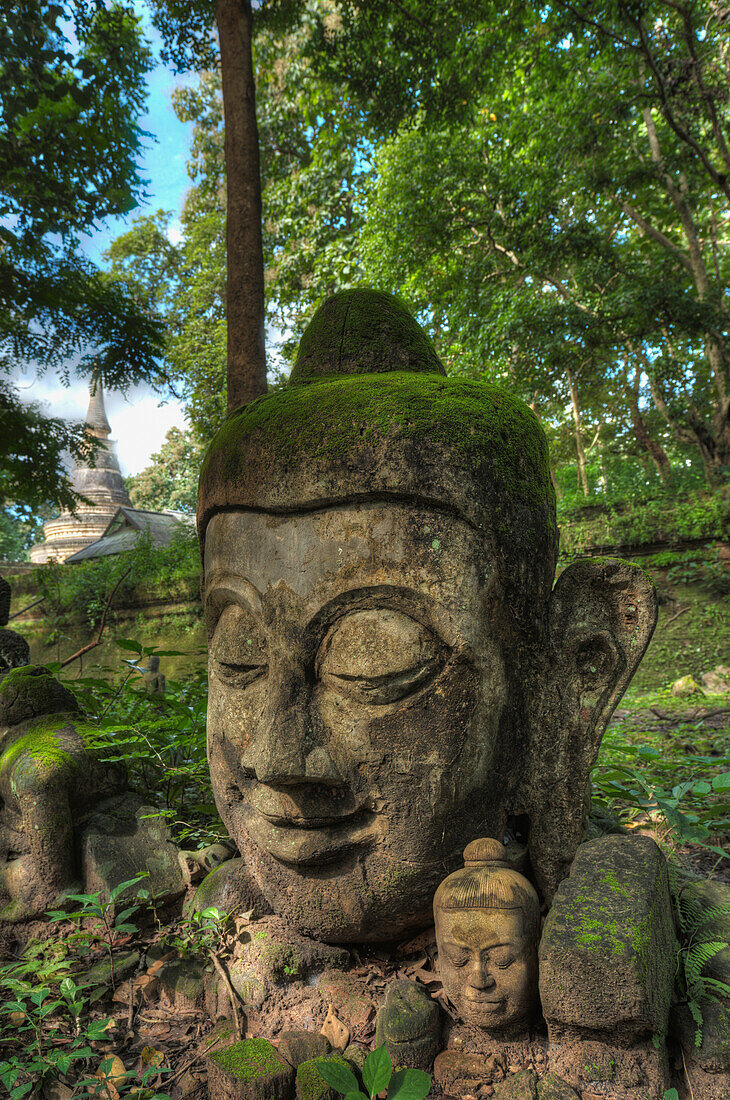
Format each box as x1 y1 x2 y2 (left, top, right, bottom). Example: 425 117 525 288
434 838 540 1031
197 288 656 943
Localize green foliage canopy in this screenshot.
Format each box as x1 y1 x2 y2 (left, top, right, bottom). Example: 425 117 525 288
1 1 165 513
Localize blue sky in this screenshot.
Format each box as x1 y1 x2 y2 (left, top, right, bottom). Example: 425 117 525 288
15 2 194 476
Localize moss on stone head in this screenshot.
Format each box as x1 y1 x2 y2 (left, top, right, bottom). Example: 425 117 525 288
1 719 79 787
0 665 79 726
290 289 445 384
197 289 559 628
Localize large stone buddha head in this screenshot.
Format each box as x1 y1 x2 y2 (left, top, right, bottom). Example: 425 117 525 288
197 289 656 943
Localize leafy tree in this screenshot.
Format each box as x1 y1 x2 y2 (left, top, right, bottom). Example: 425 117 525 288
1 0 165 510
317 0 730 483
125 426 204 513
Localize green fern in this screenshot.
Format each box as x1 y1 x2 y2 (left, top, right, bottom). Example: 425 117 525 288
684 941 729 987
672 877 730 1048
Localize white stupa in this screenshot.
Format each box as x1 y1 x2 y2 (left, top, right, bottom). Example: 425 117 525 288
30 380 132 564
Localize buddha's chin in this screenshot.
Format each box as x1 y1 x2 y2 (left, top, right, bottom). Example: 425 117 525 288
455 995 529 1031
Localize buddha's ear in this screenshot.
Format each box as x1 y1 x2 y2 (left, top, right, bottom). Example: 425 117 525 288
524 559 657 902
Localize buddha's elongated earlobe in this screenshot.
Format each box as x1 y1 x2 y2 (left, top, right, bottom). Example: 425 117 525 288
524 559 657 902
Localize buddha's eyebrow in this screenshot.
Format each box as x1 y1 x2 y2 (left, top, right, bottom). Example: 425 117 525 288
203 572 263 615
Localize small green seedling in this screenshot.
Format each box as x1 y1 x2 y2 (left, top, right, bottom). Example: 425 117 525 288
316 1045 431 1100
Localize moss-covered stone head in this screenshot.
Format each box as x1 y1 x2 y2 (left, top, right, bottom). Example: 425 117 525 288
198 289 657 943
0 665 79 728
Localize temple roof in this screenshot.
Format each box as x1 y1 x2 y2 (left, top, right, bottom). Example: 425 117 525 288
65 508 194 561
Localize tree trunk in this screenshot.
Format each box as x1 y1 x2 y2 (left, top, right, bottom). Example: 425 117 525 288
565 366 589 497
641 107 728 408
215 0 267 412
623 358 672 485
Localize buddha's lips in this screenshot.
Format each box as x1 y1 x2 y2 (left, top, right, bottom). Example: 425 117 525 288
240 794 377 866
255 808 359 828
246 782 361 825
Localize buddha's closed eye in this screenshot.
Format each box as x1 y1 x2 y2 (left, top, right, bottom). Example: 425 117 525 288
316 609 445 705
210 604 268 688
443 944 471 968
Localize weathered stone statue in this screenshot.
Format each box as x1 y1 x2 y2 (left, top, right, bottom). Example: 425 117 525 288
0 664 186 922
0 665 124 920
434 837 540 1032
143 655 166 696
0 577 31 672
197 289 657 943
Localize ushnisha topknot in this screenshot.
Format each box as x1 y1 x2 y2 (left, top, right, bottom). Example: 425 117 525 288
434 839 541 935
197 289 557 626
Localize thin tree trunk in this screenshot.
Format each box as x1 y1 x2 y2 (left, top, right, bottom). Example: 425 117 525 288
529 391 562 499
623 357 672 485
565 366 589 497
215 0 267 412
641 107 728 407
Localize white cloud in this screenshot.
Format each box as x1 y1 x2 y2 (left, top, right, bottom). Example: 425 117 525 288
13 373 188 477
111 394 187 475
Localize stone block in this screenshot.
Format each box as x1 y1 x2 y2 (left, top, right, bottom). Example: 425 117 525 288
493 1070 537 1100
206 1037 294 1100
539 835 677 1040
77 793 185 905
187 858 271 919
434 1050 505 1094
295 1054 352 1100
237 917 348 987
548 1038 669 1100
157 956 209 1011
342 1044 367 1073
278 1029 332 1068
86 949 139 989
535 1074 579 1100
375 978 441 1070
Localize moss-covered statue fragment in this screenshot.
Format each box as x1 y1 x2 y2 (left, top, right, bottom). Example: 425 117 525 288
0 665 124 921
198 288 657 943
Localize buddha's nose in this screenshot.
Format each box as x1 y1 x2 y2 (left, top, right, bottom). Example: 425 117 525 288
239 663 341 786
469 958 495 991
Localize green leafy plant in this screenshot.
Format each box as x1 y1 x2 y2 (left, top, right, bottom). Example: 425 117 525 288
316 1045 431 1100
57 642 222 849
591 713 730 864
673 886 730 1047
0 944 113 1100
157 906 229 959
47 874 149 991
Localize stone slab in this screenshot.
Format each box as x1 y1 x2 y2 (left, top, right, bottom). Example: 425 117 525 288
539 835 677 1040
77 793 185 905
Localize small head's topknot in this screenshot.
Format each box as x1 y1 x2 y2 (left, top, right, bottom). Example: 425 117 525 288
290 288 446 384
463 837 510 868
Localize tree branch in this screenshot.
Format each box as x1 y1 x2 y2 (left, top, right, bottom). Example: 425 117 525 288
59 568 131 668
619 200 694 272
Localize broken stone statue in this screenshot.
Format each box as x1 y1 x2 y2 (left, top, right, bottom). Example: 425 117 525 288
0 663 185 922
0 577 31 673
195 288 657 943
434 837 541 1034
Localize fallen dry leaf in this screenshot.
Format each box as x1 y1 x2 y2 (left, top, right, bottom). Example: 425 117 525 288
94 1054 126 1099
321 1005 350 1051
139 1045 165 1072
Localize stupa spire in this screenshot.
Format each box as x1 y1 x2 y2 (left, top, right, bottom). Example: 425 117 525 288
85 377 112 439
